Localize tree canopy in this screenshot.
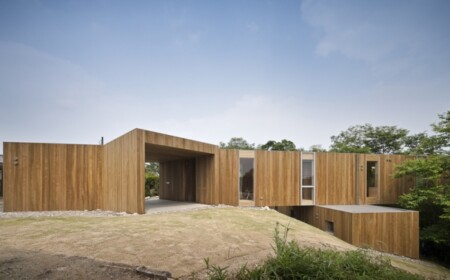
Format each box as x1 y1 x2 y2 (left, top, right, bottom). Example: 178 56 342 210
259 139 297 151
330 124 408 154
219 137 255 150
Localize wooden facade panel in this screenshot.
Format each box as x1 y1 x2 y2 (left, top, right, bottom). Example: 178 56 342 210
3 142 103 212
316 153 356 205
351 211 419 258
196 155 216 205
357 154 415 205
144 130 217 155
218 150 239 206
379 155 415 204
254 150 300 207
159 159 196 202
103 129 145 214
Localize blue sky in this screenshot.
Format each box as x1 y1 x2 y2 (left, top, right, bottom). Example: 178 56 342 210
1 0 449 153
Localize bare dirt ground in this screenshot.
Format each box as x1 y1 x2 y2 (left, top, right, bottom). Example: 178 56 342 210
1 206 449 279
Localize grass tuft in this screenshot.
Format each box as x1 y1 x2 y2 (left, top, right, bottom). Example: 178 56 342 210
204 222 425 280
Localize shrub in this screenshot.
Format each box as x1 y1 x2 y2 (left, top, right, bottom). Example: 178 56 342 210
145 173 159 197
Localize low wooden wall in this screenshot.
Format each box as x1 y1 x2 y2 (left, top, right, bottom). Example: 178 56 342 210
351 211 419 258
313 206 419 259
3 143 103 211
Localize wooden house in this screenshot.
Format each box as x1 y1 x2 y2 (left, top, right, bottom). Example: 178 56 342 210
2 129 419 258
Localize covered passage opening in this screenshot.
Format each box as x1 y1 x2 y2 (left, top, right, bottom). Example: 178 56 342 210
144 143 215 207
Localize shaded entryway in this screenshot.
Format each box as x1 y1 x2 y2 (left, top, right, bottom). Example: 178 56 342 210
144 142 215 207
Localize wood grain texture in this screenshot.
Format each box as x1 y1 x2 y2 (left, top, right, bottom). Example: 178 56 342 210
313 206 419 258
315 152 357 205
103 129 145 214
196 155 216 204
254 150 300 206
356 154 415 205
159 159 196 202
217 149 239 206
3 142 103 212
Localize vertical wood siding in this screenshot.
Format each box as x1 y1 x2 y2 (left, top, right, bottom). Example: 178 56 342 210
196 155 216 204
351 211 419 258
315 152 357 205
357 154 415 205
3 143 103 212
159 159 196 202
254 150 300 206
103 129 145 214
217 149 239 206
313 206 419 259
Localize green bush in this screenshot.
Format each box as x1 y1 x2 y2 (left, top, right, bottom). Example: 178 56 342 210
145 173 159 197
205 223 424 280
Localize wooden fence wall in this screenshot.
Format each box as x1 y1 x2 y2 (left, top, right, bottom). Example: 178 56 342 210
255 150 300 206
3 143 103 212
103 129 145 214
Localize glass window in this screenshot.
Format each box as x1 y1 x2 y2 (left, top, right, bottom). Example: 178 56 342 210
302 160 314 186
366 161 378 197
239 158 254 200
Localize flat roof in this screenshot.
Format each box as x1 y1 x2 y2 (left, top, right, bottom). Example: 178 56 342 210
319 205 415 213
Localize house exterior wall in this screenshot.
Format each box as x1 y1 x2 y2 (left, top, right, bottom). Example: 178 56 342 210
254 150 300 206
3 142 103 212
102 129 145 214
315 152 357 205
217 149 239 206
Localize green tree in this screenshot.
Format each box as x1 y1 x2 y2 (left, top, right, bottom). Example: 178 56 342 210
394 155 450 263
145 162 159 175
330 124 408 154
404 133 446 155
219 137 255 150
309 144 327 152
259 139 297 151
404 111 450 155
145 162 159 197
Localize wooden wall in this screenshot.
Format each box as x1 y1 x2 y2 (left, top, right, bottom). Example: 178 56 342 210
379 155 415 204
196 155 217 205
3 143 103 212
217 149 239 206
311 206 419 258
103 129 145 214
356 154 415 205
315 152 357 205
159 159 196 202
351 211 419 258
144 130 217 154
254 150 300 206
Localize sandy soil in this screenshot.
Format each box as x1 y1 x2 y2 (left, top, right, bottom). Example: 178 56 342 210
1 207 449 279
